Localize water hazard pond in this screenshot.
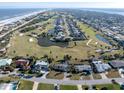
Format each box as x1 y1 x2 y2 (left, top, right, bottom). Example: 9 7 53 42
95 34 111 45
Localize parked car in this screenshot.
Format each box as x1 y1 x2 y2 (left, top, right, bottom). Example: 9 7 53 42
35 73 43 78
17 74 24 77
23 75 33 79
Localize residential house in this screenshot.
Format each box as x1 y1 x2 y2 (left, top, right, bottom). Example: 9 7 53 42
73 64 92 73
51 63 70 72
92 60 111 73
0 59 12 67
108 60 124 69
33 60 49 73
0 48 6 56
15 59 30 70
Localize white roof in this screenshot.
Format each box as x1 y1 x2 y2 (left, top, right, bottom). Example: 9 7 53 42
35 60 49 66
92 60 102 64
0 59 12 66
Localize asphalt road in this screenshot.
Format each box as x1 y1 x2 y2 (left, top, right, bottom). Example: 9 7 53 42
25 77 124 85
0 72 124 85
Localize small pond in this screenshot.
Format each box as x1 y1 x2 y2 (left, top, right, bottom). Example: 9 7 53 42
96 34 111 45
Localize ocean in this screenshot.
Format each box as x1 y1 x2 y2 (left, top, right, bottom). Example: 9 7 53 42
0 8 124 22
0 8 43 21
81 8 124 16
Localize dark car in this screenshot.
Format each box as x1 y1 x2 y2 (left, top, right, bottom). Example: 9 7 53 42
17 74 24 77
23 75 33 79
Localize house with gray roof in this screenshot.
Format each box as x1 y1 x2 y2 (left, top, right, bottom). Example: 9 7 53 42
51 63 70 72
73 64 92 73
108 60 124 69
92 60 111 73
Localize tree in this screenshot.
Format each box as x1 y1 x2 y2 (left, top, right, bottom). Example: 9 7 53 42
100 45 103 48
63 54 71 61
13 50 16 54
56 56 58 58
101 87 108 90
74 42 77 46
50 51 52 54
48 58 53 64
43 54 48 58
75 58 78 61
26 54 29 57
42 32 46 38
111 79 118 84
92 85 97 90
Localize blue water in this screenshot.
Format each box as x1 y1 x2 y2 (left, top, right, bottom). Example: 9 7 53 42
81 8 124 16
0 8 42 21
96 34 111 45
12 83 18 90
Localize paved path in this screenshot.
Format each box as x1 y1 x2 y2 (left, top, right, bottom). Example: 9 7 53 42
90 74 94 80
77 85 82 90
41 72 49 79
32 82 39 90
86 39 93 48
63 72 70 80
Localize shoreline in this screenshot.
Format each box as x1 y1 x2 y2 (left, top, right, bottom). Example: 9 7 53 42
0 9 47 26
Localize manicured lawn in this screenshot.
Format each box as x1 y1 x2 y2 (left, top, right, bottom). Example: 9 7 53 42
6 14 112 62
82 85 89 90
77 21 111 49
18 80 34 90
6 16 104 61
37 83 54 90
46 71 64 79
94 84 120 90
106 70 121 78
60 85 78 90
92 73 102 79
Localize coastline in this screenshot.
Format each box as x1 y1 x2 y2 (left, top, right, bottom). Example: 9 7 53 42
0 9 46 26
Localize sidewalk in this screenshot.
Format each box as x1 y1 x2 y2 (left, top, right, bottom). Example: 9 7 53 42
77 85 82 90
32 82 39 90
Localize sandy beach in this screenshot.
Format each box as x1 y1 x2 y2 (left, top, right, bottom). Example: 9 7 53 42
0 9 46 26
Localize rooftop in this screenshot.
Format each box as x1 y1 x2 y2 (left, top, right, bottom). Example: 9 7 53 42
35 60 49 66
0 59 12 67
109 60 124 68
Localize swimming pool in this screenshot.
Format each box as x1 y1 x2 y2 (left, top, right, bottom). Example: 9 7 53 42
0 82 18 90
